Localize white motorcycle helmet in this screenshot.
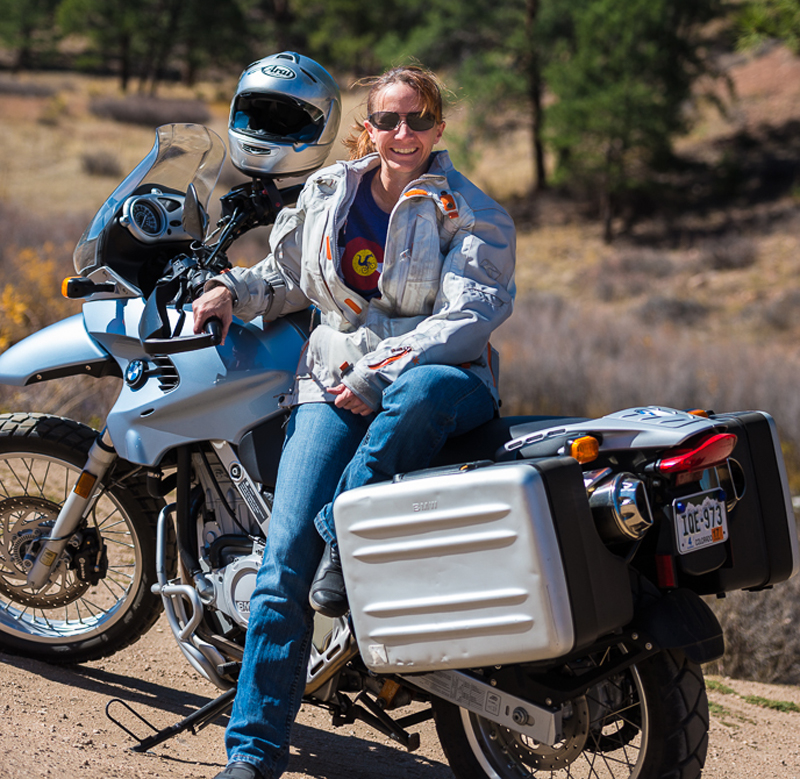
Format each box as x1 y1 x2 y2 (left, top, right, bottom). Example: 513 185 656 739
228 51 342 178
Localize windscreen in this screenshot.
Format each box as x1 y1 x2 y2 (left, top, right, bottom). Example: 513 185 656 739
73 124 226 274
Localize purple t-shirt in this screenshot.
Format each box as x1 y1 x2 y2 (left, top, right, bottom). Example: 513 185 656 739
339 170 389 300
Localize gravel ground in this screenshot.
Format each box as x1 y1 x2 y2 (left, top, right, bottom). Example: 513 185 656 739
2 612 799 779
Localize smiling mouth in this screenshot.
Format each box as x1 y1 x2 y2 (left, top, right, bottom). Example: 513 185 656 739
391 147 418 156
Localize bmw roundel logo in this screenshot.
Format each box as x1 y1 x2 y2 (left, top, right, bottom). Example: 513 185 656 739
125 360 146 388
262 64 296 80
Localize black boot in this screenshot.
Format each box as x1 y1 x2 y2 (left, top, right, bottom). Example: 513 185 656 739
213 762 265 779
309 543 348 618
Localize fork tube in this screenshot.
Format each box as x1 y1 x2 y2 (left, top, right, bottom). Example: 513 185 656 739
26 428 118 590
176 445 202 578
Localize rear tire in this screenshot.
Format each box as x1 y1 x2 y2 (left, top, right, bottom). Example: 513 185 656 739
433 647 708 779
0 413 167 663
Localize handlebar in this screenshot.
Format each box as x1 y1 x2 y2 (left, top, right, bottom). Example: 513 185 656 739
139 179 301 356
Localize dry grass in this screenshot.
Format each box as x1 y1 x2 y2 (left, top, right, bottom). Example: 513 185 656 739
706 574 800 685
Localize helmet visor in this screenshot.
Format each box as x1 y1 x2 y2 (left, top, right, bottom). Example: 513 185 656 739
232 94 325 144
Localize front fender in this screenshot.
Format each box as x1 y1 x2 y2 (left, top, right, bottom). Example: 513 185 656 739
0 314 119 386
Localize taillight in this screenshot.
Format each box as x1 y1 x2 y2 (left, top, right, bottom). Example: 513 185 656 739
656 433 737 479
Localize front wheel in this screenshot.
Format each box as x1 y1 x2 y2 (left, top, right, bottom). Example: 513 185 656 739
433 648 708 779
0 413 166 664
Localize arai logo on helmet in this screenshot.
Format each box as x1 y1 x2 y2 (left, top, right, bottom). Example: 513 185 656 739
262 64 296 80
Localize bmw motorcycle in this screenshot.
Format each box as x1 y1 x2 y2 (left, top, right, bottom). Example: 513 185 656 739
0 123 798 779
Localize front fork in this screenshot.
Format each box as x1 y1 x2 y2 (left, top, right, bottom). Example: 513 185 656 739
25 427 118 590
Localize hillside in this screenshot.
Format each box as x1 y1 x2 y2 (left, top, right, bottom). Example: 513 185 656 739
1 44 799 330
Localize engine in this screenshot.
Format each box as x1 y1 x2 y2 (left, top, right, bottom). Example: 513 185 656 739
208 549 263 628
192 450 268 629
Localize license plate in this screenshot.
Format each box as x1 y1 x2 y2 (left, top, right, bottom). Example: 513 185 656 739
673 490 728 555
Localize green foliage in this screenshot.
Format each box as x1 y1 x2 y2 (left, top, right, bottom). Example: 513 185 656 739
544 0 722 238
292 0 402 73
56 0 251 91
738 0 800 53
370 0 581 187
0 0 732 234
705 679 737 695
742 695 800 712
0 0 61 68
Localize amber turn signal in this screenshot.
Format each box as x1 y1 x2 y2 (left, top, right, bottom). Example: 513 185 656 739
569 435 600 464
61 277 76 298
62 277 117 299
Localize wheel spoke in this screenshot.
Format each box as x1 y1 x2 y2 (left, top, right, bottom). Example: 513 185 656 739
447 648 650 779
0 447 146 646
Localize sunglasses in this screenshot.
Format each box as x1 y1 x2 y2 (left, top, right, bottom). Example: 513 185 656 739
368 111 438 132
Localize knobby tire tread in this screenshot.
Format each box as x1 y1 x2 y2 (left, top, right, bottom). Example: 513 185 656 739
654 649 709 779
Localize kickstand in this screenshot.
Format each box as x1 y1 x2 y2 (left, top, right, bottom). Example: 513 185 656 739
106 686 237 753
331 691 421 752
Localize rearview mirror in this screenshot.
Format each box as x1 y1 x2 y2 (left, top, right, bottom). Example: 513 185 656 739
182 183 207 241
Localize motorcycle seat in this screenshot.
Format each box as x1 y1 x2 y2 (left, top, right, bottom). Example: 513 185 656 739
239 413 589 488
431 414 590 467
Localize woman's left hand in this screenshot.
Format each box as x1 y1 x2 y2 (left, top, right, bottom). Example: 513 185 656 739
327 384 373 416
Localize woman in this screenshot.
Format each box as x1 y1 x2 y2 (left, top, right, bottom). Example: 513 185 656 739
193 60 516 779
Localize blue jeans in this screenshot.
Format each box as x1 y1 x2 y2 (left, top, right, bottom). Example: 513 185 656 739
224 365 494 778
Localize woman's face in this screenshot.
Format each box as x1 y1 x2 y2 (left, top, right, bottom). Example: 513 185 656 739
365 83 445 183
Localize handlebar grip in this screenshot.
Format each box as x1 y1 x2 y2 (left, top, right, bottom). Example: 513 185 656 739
205 317 223 346
142 316 224 356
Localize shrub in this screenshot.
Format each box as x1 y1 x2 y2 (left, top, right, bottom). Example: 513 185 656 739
0 243 77 352
81 150 123 178
494 292 800 440
593 248 674 302
0 79 57 97
0 205 120 425
761 289 800 332
89 95 210 126
706 574 800 684
637 294 710 325
699 235 758 271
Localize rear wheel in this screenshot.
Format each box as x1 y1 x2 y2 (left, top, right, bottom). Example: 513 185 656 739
0 413 166 663
433 648 708 779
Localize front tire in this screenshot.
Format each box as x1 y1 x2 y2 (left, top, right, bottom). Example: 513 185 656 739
433 648 708 779
0 413 166 663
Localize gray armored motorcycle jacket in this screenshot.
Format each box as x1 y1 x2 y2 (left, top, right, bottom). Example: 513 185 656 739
212 150 516 410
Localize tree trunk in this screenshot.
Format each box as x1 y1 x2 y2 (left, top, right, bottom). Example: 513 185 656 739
148 0 185 95
526 0 547 191
119 33 131 92
13 21 35 71
271 0 296 52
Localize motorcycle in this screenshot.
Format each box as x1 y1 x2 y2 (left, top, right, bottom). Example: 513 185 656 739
0 123 798 779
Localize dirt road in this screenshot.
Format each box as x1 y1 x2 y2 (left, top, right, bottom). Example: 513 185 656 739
2 613 799 779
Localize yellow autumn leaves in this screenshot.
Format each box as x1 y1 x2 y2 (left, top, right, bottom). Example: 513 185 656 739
0 242 78 352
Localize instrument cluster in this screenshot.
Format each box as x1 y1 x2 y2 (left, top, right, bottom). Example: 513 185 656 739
119 189 194 244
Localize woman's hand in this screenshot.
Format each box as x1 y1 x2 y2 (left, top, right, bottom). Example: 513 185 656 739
192 285 234 343
327 384 373 416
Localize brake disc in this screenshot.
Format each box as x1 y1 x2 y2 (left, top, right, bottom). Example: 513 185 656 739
505 695 590 771
0 496 89 607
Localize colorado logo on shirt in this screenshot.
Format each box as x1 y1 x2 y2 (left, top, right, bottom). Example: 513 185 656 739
353 248 378 277
342 236 383 296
